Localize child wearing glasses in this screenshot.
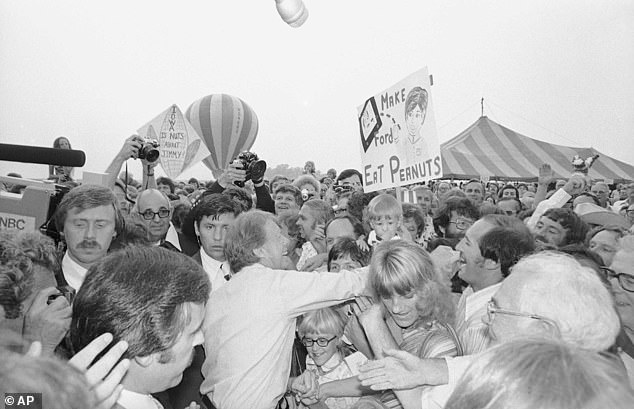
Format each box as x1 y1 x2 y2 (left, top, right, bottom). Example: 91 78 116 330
292 307 379 409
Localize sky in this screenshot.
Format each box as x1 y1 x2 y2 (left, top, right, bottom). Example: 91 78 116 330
1 0 633 182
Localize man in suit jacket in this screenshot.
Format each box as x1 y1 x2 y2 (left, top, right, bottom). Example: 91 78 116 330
70 246 210 409
164 194 243 409
191 194 243 291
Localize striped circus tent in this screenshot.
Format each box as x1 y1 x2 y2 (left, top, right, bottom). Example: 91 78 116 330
441 116 634 183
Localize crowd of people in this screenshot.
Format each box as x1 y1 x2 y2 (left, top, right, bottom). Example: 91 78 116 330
2 136 634 409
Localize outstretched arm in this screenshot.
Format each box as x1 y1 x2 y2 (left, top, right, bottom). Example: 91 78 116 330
358 304 422 409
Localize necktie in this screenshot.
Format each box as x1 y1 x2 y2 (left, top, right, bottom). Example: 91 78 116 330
221 263 231 281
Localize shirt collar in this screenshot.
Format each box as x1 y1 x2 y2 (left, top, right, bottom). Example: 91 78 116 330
117 389 163 409
62 251 88 291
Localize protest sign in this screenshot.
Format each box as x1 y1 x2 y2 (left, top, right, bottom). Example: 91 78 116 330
357 67 442 192
138 105 211 179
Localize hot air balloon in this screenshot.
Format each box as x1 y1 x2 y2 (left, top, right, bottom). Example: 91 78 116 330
185 94 259 178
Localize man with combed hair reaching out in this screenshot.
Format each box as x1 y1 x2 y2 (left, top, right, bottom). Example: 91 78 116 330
201 210 369 409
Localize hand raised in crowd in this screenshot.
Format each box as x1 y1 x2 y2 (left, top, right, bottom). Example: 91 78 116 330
563 174 589 196
218 161 247 188
301 253 327 271
116 134 144 161
311 223 327 254
356 301 384 327
430 245 462 289
537 163 555 185
355 236 370 252
68 333 130 409
358 348 426 391
22 287 72 355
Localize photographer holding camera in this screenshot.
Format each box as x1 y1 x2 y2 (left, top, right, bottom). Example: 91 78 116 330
204 152 275 214
105 134 159 192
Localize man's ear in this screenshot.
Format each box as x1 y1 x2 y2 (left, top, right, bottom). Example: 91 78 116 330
135 354 154 368
483 258 499 271
253 246 266 258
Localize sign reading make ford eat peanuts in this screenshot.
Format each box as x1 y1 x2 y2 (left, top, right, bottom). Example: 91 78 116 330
357 67 442 192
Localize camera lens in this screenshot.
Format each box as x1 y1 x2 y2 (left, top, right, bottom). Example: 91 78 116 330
140 144 160 163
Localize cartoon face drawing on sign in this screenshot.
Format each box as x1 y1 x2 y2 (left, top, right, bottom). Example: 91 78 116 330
404 86 428 145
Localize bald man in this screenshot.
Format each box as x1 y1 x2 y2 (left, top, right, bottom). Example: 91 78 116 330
134 188 173 246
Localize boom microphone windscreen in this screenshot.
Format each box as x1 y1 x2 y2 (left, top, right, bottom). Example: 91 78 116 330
0 143 86 167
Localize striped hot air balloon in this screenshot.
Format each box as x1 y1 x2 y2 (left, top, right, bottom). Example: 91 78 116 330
185 94 259 178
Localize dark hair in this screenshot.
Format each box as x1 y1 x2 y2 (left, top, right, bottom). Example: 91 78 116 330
188 178 199 185
404 87 428 119
70 246 209 362
498 184 519 199
347 191 378 227
156 177 176 194
543 208 590 246
479 227 535 277
171 203 191 230
327 237 370 271
402 203 425 237
0 233 35 319
433 197 480 236
108 215 151 251
274 184 303 207
192 194 241 228
325 215 366 240
335 169 363 186
223 185 253 212
54 184 123 235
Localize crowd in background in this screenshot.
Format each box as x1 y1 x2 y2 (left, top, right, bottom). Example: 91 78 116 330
1 135 634 409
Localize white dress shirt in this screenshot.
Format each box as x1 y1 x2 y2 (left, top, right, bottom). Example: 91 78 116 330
200 250 230 293
61 251 88 291
201 263 368 409
455 282 502 354
420 355 477 409
117 389 164 409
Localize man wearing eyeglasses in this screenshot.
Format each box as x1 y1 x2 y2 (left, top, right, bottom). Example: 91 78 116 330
429 197 479 250
133 188 174 247
609 236 634 344
358 251 620 409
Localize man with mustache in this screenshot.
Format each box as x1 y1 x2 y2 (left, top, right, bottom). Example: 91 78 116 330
54 184 123 291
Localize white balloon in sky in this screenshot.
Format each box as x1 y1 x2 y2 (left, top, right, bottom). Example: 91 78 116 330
275 0 309 28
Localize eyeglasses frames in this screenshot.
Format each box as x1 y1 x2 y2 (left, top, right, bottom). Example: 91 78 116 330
601 267 634 293
139 208 170 220
487 300 561 337
301 335 337 348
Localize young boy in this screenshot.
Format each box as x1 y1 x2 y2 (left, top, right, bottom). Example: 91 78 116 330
366 194 403 247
